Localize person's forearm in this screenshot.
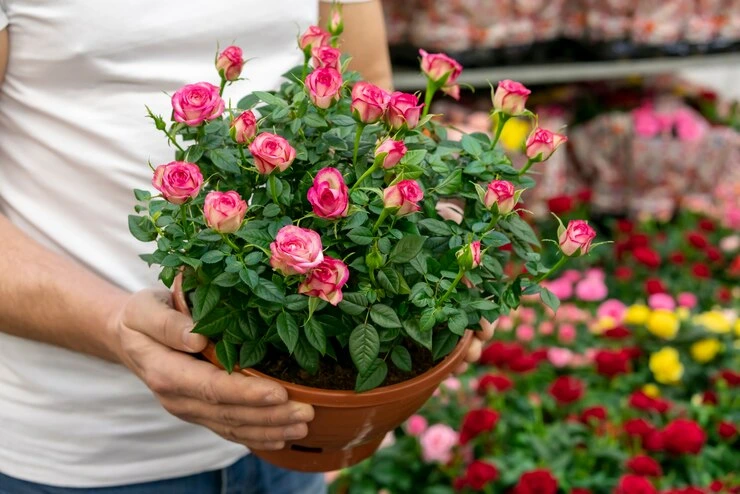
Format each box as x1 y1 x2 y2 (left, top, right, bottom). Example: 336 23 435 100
320 0 393 91
0 214 128 362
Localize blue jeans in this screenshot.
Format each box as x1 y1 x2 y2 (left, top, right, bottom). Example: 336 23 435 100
0 455 326 494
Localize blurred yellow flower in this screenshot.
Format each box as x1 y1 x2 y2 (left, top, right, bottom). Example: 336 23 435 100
694 311 731 334
642 383 661 398
592 316 616 334
734 319 740 337
649 347 684 385
497 116 531 152
624 305 651 325
690 338 722 363
676 307 690 321
646 310 680 340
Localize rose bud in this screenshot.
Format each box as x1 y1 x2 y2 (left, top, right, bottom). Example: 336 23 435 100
328 3 344 36
249 132 296 175
419 49 463 100
525 127 568 162
203 191 247 234
269 225 324 276
375 138 407 169
559 220 597 257
298 257 350 305
307 167 349 219
306 67 342 109
299 25 331 52
152 161 203 205
387 92 424 130
484 180 516 214
457 241 482 270
492 79 531 116
383 179 424 217
351 82 391 124
171 82 225 126
230 110 257 144
215 45 244 82
312 46 341 70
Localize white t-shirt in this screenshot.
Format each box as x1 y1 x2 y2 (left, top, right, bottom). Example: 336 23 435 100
0 0 367 488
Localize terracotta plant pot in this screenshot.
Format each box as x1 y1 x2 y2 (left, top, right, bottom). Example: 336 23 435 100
172 275 473 472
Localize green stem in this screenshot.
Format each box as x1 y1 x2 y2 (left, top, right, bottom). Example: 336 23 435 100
535 256 568 283
483 213 500 234
221 234 241 253
352 123 365 168
437 269 465 307
237 145 247 165
219 78 227 97
165 129 186 154
268 175 280 206
518 158 536 176
350 162 378 194
371 208 390 234
491 114 510 149
421 79 435 119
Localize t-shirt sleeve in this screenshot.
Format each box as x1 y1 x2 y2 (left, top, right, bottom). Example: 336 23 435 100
0 7 8 30
320 0 372 3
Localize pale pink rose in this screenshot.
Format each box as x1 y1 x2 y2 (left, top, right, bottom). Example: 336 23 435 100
561 270 582 283
525 127 568 162
299 25 331 51
633 106 661 138
249 133 296 175
230 110 257 144
298 256 350 305
677 292 698 309
311 46 341 70
483 180 516 214
497 315 514 331
724 206 740 230
544 278 573 300
596 299 627 324
383 179 424 216
518 307 536 324
673 108 708 142
720 235 740 252
375 139 407 169
457 241 482 270
419 424 458 464
406 415 428 437
171 82 225 126
548 347 574 368
516 324 535 342
574 277 608 302
215 45 244 81
203 191 247 234
270 225 324 276
152 161 203 205
492 79 531 116
584 348 597 363
419 49 462 100
306 68 342 109
307 167 349 219
557 323 577 344
585 268 605 280
442 377 461 391
559 220 596 256
569 354 590 368
648 293 676 311
539 321 555 336
387 92 424 130
351 82 391 124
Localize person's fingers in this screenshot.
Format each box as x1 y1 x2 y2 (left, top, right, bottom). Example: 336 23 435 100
464 337 482 364
244 441 287 451
478 318 498 342
122 288 207 353
199 419 309 444
162 396 314 427
455 362 469 374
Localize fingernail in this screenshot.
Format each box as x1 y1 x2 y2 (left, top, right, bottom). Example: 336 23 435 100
181 329 200 352
284 425 307 440
265 389 287 404
290 406 313 422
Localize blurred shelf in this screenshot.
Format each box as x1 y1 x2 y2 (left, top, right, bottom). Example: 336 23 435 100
392 52 740 90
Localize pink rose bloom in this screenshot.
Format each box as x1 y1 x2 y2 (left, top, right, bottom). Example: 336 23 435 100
307 167 349 219
249 133 296 175
632 106 661 138
483 180 516 214
171 82 225 126
383 179 424 216
518 307 536 324
306 67 342 109
525 127 568 162
539 321 555 336
375 138 407 169
419 49 463 100
720 235 740 252
561 270 582 283
298 256 349 305
648 293 676 311
215 45 244 81
516 324 535 342
585 268 605 280
203 191 247 234
351 82 391 124
492 79 531 116
270 225 324 276
559 220 596 256
152 161 203 205
311 46 341 70
673 109 708 142
299 25 331 51
548 347 574 368
558 323 577 344
387 92 424 130
497 315 513 331
597 299 627 324
677 292 698 309
724 206 740 230
406 415 428 437
574 276 608 302
443 376 461 391
230 110 257 144
544 278 573 300
419 424 459 464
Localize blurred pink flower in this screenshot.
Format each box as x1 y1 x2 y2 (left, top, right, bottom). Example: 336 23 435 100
720 235 740 252
677 292 698 309
570 354 591 367
648 293 676 311
443 376 461 391
518 307 537 324
406 415 429 437
673 108 707 142
725 206 740 230
497 315 514 331
585 268 606 280
544 277 573 300
516 324 536 342
584 348 597 362
548 347 574 368
575 277 608 302
558 323 577 344
539 321 555 336
633 106 661 138
597 299 627 324
561 269 582 283
420 424 459 464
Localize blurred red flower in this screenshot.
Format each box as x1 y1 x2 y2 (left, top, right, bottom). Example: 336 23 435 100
571 489 592 494
480 341 524 368
626 455 663 477
706 246 722 262
629 391 671 413
514 469 558 494
614 474 657 494
459 409 499 445
617 219 634 234
508 354 539 373
615 266 634 281
717 421 737 440
718 369 740 387
633 247 661 268
594 349 631 377
668 252 685 265
643 430 664 452
702 390 718 405
692 263 711 279
548 376 585 404
477 374 513 395
580 406 608 426
624 418 655 440
645 278 667 295
603 326 632 339
662 419 706 455
547 195 575 215
629 234 650 248
686 232 709 249
698 218 716 232
456 460 499 490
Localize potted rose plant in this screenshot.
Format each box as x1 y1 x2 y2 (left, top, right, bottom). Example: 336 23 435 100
128 19 594 472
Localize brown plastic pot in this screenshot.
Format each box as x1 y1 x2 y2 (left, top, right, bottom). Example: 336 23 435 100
172 274 472 472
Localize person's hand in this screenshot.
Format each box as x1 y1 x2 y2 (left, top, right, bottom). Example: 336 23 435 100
113 288 314 451
456 318 498 374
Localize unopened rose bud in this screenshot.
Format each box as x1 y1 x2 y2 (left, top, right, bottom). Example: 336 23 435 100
351 82 391 124
204 191 248 234
483 180 516 214
306 68 342 109
383 180 424 216
328 4 344 36
525 128 568 162
299 25 331 53
216 46 244 82
230 110 257 144
559 220 596 257
457 241 482 270
365 247 385 271
375 138 407 169
387 92 424 130
492 80 531 116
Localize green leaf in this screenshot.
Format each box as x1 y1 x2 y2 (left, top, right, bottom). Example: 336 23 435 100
448 310 468 336
432 332 459 360
254 280 285 304
418 219 453 235
277 312 299 353
304 318 327 355
482 230 511 248
338 292 368 316
503 215 541 247
243 251 263 266
349 324 380 374
184 144 204 162
390 346 412 372
369 304 402 328
435 169 462 195
376 268 400 295
329 114 356 126
303 112 328 128
540 287 561 313
400 149 427 167
239 340 267 368
215 340 237 373
389 235 427 264
254 91 288 107
263 203 281 218
420 307 437 332
294 336 319 374
468 299 499 311
348 227 374 246
201 250 226 264
403 319 432 350
198 229 223 242
355 359 388 392
192 308 237 337
285 294 309 311
212 271 240 287
134 189 151 201
239 267 259 289
207 148 240 174
343 211 369 231
128 215 157 242
461 134 483 157
191 284 221 320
